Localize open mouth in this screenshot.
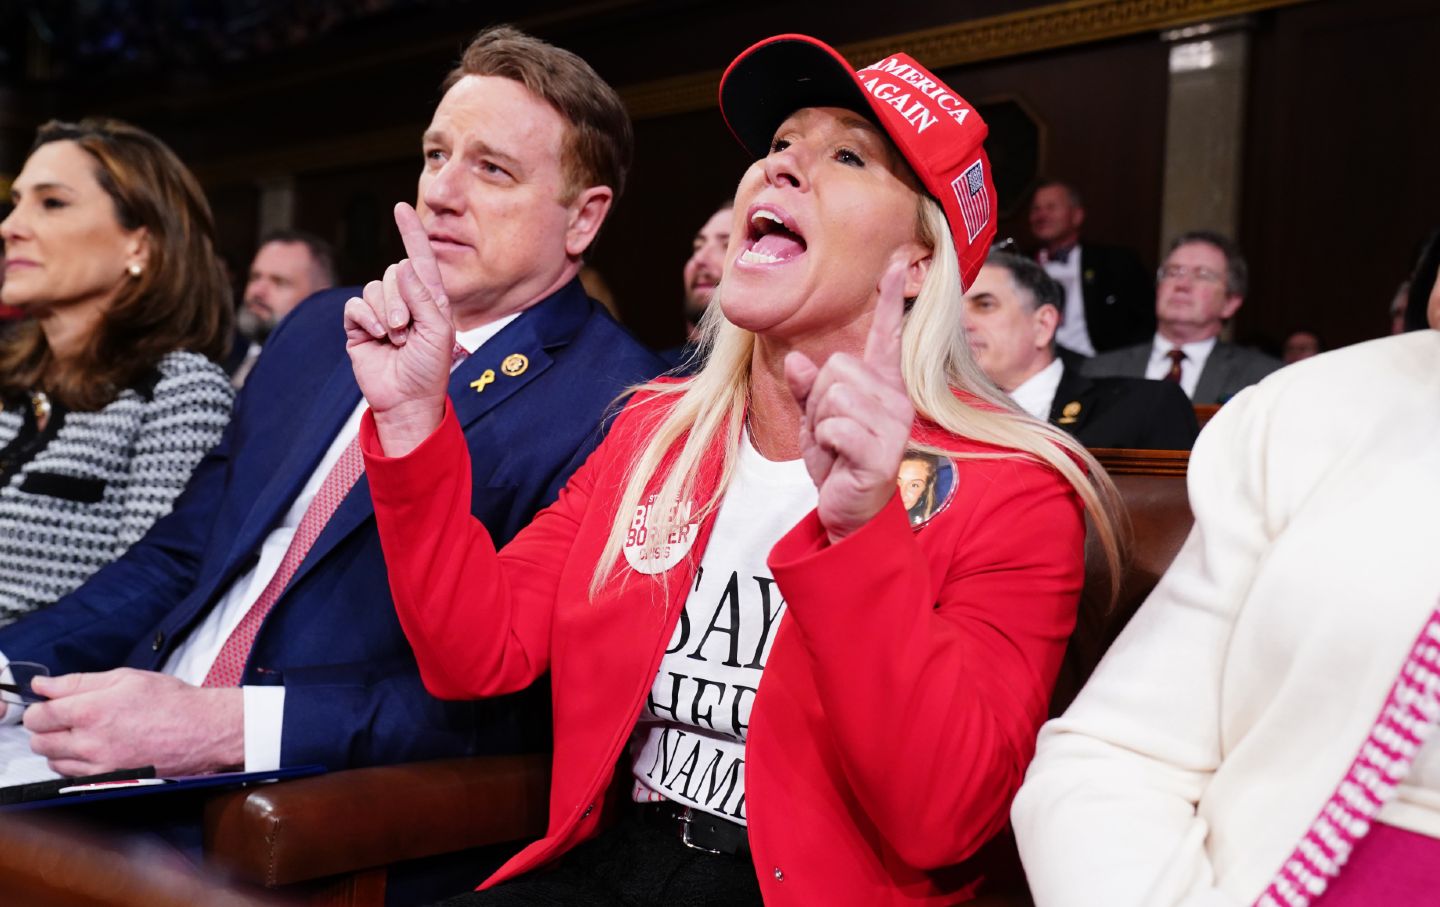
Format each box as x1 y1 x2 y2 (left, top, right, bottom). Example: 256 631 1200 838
739 206 806 266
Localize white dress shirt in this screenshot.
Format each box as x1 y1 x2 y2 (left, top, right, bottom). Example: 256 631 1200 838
1008 358 1065 422
1144 334 1217 400
1040 246 1094 357
162 315 518 771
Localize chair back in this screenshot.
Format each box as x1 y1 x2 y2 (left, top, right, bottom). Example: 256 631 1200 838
1050 448 1193 715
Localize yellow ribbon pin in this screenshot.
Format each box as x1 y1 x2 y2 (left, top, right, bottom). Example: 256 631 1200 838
1058 401 1081 425
470 369 495 393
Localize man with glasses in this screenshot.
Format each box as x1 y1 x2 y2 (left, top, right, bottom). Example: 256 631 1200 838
1084 230 1280 405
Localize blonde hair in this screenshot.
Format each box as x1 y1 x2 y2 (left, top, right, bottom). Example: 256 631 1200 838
591 197 1126 601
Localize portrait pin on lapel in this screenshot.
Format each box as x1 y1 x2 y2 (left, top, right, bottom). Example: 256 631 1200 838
470 369 495 393
500 353 529 377
897 450 958 531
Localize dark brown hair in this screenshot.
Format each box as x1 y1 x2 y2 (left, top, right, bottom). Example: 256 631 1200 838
0 118 232 411
442 26 634 203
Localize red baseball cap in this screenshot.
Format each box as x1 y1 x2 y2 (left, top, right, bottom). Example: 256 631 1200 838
719 34 997 291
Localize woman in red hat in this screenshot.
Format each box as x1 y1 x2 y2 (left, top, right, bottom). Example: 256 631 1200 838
347 34 1122 907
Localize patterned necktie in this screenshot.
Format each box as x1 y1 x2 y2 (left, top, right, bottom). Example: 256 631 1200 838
1163 348 1186 383
202 341 469 686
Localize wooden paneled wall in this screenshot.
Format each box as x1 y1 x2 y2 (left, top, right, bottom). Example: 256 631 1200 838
4 0 1432 355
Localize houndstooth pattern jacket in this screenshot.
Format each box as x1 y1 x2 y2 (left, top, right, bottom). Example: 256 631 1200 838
0 350 233 624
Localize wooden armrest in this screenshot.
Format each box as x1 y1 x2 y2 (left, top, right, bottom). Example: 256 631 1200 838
203 753 550 888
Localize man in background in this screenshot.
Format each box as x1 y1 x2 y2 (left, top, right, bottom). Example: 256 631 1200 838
229 230 336 385
1029 179 1154 355
965 251 1197 450
1084 230 1280 405
664 199 732 367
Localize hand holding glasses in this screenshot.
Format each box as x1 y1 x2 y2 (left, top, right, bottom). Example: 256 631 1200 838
0 662 50 707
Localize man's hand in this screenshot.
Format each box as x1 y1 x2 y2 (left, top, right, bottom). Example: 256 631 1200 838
345 202 457 456
24 669 244 777
784 261 915 543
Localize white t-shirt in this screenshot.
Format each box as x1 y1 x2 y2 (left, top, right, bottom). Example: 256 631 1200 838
630 434 816 824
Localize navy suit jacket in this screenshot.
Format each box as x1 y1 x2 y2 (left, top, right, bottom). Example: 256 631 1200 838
0 278 665 770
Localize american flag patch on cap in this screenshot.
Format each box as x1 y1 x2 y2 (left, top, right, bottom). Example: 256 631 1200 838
951 160 990 243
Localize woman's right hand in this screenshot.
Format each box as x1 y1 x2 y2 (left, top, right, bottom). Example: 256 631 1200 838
345 202 455 456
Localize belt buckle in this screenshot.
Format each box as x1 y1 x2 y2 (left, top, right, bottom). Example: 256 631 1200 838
678 806 724 855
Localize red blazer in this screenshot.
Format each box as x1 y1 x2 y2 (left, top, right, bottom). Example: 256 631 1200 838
362 391 1085 905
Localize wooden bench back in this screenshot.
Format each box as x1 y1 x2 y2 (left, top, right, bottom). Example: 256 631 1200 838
1050 448 1193 715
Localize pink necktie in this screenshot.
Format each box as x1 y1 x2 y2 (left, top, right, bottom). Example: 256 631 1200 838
202 342 468 686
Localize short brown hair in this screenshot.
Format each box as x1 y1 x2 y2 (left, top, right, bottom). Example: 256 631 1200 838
442 26 633 203
0 118 232 410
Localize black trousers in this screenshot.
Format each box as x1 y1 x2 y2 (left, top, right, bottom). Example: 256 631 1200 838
431 806 763 907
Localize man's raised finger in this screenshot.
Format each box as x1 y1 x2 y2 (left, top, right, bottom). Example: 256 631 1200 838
394 202 445 298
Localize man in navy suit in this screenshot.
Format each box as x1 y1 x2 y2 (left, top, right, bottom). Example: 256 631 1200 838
0 26 662 781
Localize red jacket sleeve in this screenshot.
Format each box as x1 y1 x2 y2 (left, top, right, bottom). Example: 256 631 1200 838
361 400 593 699
768 458 1085 869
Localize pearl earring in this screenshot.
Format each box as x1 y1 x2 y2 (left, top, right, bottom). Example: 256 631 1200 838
127 263 143 278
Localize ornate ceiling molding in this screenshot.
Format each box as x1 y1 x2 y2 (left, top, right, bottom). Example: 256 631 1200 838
619 0 1313 121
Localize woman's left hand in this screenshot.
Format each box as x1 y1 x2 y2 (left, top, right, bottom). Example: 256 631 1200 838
785 262 915 543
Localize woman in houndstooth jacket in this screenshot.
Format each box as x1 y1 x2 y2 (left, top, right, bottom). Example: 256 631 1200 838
0 118 234 623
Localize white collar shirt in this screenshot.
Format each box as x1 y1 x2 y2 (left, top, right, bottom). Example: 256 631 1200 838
1009 357 1066 422
1039 245 1095 357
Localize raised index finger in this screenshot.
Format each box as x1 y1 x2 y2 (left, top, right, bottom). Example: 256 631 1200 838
862 260 907 388
394 202 445 299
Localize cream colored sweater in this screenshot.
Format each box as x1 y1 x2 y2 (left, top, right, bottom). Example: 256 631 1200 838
1012 331 1440 907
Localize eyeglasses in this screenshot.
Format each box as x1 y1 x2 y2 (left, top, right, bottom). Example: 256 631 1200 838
0 662 49 706
1158 264 1226 285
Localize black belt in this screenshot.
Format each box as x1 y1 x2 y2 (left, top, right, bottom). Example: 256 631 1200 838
635 801 750 857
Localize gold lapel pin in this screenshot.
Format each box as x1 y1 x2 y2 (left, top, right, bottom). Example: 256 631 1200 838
470 369 495 393
1058 401 1081 425
500 353 529 377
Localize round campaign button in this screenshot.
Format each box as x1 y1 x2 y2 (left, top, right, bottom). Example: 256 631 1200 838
623 494 699 574
896 450 958 530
